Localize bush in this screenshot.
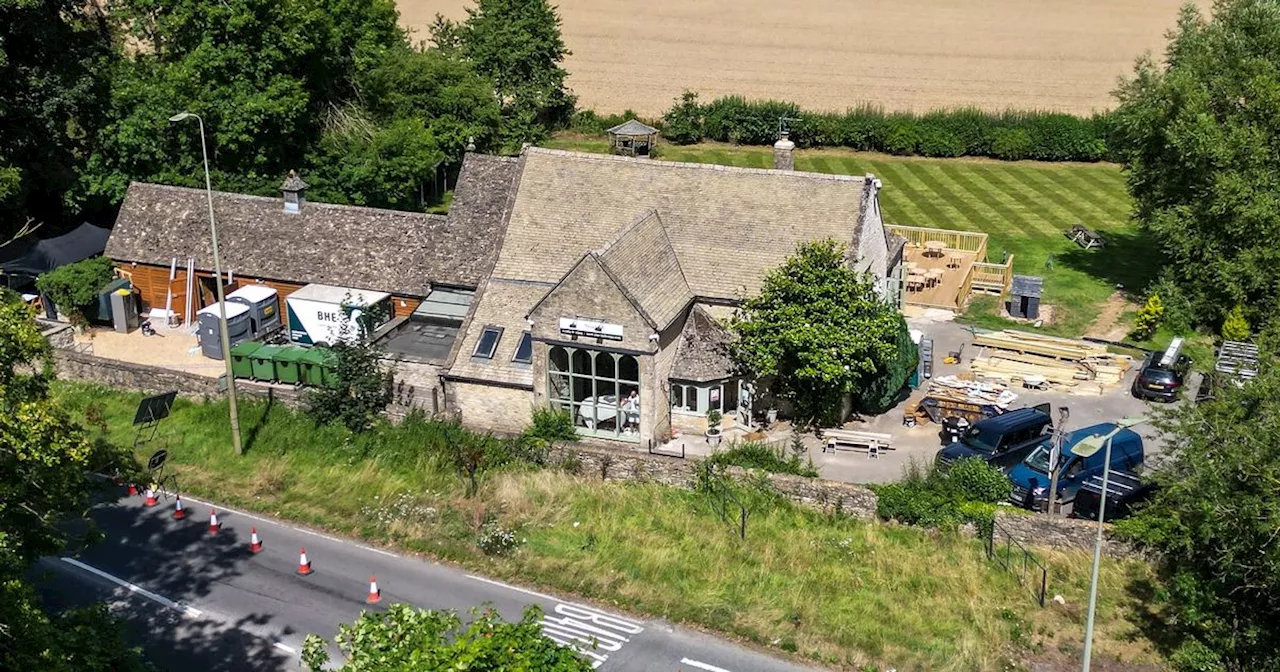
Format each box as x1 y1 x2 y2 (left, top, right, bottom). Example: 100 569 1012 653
35 256 116 322
1131 294 1164 340
524 406 577 443
1221 304 1250 341
305 342 392 433
873 458 1007 531
1170 639 1226 672
943 456 1009 504
705 441 818 478
661 94 1112 162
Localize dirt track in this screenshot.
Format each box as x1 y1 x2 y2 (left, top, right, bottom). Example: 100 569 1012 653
399 0 1199 116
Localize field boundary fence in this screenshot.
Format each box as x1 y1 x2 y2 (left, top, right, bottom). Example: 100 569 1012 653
986 516 1048 607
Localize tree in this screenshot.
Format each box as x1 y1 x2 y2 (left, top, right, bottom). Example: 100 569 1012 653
1221 304 1250 342
305 340 392 433
430 0 576 150
307 117 445 211
0 297 146 671
35 256 116 325
663 91 705 145
0 0 114 238
301 603 592 671
1111 0 1280 328
1131 293 1164 341
731 239 913 426
1116 355 1280 669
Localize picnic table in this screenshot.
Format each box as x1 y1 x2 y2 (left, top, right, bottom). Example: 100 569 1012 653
1066 223 1106 250
923 240 947 257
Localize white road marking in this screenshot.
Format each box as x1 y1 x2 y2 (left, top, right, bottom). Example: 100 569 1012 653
272 642 297 655
60 557 203 618
680 658 733 672
463 575 643 627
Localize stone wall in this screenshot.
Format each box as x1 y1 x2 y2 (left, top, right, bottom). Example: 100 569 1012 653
994 509 1138 559
52 348 302 407
546 441 879 520
386 358 444 420
450 380 535 434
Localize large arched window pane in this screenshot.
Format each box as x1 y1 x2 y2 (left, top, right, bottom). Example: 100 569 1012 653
549 346 569 373
571 348 592 376
619 355 639 383
595 352 616 380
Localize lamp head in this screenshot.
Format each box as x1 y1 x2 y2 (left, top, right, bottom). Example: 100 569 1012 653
169 112 194 123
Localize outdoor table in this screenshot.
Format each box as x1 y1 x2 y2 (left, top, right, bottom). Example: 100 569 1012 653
926 268 944 286
946 253 962 269
924 240 947 257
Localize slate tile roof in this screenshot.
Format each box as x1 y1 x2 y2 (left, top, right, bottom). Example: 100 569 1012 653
669 304 737 382
444 278 547 388
491 148 875 300
594 211 692 330
105 152 520 296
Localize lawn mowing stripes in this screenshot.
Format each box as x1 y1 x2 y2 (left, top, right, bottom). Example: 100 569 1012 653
961 165 1068 239
866 161 965 231
924 163 1041 241
957 163 1064 239
1053 170 1133 222
976 164 1100 233
897 162 1018 241
997 164 1119 227
1020 166 1129 225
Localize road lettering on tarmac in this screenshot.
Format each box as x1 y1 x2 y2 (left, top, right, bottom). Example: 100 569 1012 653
539 603 644 669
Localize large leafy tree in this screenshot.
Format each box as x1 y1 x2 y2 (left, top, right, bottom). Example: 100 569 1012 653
430 0 575 150
732 239 913 426
0 0 114 238
0 298 146 670
1118 351 1280 670
1111 0 1280 328
301 604 592 671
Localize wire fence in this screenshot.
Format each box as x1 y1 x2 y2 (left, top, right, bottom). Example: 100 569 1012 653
697 463 748 541
986 516 1048 607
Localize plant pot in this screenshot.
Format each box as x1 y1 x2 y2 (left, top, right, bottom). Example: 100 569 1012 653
705 427 722 446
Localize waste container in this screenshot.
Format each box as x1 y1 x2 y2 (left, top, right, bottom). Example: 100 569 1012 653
299 347 338 388
274 346 305 386
250 345 282 382
230 341 262 380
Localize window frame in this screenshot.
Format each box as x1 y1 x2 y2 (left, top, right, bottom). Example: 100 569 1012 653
512 330 533 363
472 325 503 359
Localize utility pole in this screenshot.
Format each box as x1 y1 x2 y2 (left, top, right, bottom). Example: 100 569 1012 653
1046 407 1069 516
170 112 243 456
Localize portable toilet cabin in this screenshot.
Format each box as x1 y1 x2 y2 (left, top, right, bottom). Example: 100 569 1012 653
226 285 281 339
196 302 253 359
284 283 393 346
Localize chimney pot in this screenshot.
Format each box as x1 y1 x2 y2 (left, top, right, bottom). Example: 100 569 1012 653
773 131 795 171
281 170 308 214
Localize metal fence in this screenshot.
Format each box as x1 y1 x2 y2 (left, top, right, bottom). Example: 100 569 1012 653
698 464 748 541
986 516 1048 607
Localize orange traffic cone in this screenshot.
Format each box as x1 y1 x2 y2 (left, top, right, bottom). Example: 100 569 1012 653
208 509 221 535
249 528 262 554
144 487 158 507
127 483 138 497
366 576 381 603
296 547 312 576
173 496 186 520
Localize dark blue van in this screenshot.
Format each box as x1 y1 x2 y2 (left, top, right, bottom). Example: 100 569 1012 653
935 405 1053 472
1007 422 1144 510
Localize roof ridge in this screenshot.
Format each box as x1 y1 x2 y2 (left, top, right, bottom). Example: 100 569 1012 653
127 181 437 220
524 146 871 184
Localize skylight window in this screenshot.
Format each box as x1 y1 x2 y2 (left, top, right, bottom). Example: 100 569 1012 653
473 326 503 359
512 331 533 363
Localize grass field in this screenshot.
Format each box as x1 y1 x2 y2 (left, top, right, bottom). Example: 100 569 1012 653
59 383 1169 671
546 136 1157 338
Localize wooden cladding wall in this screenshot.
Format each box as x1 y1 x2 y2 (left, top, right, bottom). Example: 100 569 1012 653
119 262 423 325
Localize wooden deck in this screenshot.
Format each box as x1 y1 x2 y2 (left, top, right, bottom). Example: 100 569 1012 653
901 245 976 311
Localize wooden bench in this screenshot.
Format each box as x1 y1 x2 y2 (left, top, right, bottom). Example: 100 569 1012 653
821 428 894 456
1066 223 1106 250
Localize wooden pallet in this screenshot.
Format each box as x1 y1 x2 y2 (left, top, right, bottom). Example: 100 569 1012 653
972 329 1109 362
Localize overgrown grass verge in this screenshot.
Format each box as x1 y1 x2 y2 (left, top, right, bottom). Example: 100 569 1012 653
57 382 1166 671
544 135 1157 339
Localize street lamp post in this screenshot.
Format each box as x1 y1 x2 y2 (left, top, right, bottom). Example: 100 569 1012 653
1079 416 1147 671
170 112 243 456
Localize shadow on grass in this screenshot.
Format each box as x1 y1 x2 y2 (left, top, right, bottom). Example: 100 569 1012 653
241 390 277 455
1122 567 1189 663
1056 227 1164 296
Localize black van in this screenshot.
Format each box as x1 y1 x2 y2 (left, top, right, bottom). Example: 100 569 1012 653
935 404 1053 472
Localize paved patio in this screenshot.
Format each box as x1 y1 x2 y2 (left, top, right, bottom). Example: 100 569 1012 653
73 324 222 377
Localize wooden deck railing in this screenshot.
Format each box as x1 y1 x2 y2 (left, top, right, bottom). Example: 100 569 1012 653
889 224 988 256
970 254 1015 295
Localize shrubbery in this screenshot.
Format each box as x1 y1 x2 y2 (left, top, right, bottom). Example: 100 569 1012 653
873 458 1010 533
705 441 818 478
35 256 116 323
659 92 1113 162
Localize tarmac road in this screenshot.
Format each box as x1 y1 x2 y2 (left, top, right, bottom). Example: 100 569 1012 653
38 489 822 672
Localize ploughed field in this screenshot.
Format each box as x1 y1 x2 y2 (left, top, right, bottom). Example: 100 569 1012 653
400 0 1199 116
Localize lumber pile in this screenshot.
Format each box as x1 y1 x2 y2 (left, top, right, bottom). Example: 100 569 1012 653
968 330 1133 393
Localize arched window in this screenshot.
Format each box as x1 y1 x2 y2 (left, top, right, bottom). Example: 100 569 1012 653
547 346 641 442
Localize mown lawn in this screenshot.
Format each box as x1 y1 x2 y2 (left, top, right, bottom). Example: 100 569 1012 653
60 382 1168 671
544 136 1158 338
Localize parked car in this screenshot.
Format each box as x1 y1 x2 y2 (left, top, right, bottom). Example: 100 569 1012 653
1008 422 1144 510
1071 470 1158 522
1132 349 1190 403
935 404 1053 472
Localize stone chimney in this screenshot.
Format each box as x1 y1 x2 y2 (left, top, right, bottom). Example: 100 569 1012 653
773 131 795 171
281 170 308 214
465 136 476 152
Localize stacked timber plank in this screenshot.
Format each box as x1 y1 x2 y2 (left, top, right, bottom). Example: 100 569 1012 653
968 330 1132 392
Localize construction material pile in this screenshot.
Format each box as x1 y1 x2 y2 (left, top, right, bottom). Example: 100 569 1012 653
968 330 1133 393
928 375 1019 408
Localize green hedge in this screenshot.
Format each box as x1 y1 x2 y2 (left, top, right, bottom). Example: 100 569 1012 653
657 92 1114 162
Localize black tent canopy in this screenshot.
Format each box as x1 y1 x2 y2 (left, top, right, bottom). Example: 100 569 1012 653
1 223 110 280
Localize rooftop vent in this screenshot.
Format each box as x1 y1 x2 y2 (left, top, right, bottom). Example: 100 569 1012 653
281 170 308 214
